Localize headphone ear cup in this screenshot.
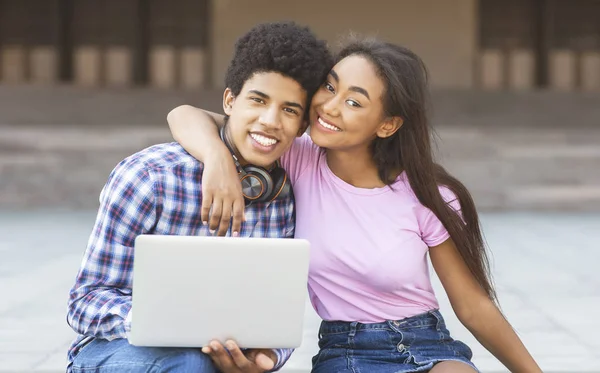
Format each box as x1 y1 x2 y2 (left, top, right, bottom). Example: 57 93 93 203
266 167 290 202
241 165 273 203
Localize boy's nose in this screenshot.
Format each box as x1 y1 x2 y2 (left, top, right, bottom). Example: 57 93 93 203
259 107 281 128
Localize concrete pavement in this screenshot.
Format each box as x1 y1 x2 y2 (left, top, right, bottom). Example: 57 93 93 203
1 211 599 372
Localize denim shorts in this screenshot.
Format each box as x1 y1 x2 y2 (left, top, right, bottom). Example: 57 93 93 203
312 309 479 373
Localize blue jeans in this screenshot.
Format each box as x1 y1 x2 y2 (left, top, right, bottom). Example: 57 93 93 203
71 338 217 373
312 309 478 373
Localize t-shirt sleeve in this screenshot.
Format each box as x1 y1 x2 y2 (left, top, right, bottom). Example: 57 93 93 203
280 133 320 185
419 186 462 247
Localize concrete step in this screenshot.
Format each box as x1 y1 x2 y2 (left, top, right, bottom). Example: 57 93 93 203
434 126 600 210
0 122 598 211
1 85 599 128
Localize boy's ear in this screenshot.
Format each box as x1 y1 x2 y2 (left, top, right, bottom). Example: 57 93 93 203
223 88 235 115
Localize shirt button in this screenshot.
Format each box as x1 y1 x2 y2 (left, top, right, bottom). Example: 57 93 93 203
397 343 405 352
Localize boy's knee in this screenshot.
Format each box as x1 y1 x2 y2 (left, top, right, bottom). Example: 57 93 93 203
73 339 215 373
157 349 216 372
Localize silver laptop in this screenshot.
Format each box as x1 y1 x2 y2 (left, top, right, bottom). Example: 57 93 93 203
129 234 310 349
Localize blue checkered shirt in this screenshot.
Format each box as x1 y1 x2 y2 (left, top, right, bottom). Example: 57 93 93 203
67 142 295 372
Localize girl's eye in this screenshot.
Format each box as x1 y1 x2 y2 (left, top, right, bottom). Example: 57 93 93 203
347 99 361 108
324 82 334 93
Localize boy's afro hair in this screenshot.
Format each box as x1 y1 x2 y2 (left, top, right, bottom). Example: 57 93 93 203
224 21 333 99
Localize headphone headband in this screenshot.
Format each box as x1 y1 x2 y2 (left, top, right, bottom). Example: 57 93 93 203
219 125 247 176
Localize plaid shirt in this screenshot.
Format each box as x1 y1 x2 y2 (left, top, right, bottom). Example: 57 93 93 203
67 142 295 372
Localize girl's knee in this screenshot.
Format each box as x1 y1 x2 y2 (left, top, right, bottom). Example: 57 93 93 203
429 360 478 373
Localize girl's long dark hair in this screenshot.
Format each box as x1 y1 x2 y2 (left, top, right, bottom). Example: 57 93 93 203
338 39 497 302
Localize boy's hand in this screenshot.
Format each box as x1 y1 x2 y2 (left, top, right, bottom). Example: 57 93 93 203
202 148 245 236
202 340 277 372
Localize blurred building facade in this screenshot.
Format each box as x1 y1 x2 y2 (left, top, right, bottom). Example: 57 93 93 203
0 0 599 91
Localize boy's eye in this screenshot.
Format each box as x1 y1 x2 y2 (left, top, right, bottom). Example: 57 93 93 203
283 107 299 115
251 97 265 104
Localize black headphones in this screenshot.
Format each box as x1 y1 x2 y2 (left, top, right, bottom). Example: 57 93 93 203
219 126 291 206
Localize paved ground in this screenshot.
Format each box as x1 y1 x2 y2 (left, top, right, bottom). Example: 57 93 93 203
1 211 599 373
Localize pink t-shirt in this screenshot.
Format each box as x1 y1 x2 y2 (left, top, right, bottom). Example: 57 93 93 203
281 134 460 323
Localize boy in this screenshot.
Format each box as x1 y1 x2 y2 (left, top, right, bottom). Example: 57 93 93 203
66 21 331 373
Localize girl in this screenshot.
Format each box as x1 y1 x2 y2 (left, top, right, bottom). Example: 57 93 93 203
167 37 541 373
